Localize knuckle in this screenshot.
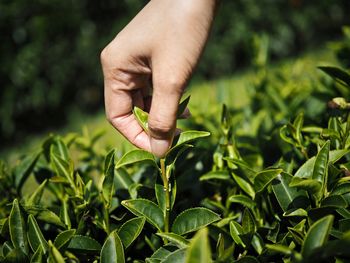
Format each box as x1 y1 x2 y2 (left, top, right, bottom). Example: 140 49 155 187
148 119 174 138
157 75 185 94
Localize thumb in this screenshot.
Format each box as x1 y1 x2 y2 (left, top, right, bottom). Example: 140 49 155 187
148 80 183 158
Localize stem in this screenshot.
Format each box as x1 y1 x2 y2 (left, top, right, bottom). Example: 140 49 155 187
160 158 170 235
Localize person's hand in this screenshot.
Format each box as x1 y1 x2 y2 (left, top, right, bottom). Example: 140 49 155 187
101 0 217 157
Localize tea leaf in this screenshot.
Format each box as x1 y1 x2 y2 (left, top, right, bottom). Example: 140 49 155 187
133 106 149 132
27 180 47 206
231 173 255 199
318 66 350 87
31 245 44 263
272 172 307 212
185 228 211 263
289 177 322 194
162 248 186 263
115 150 156 169
295 149 349 178
122 199 164 231
14 151 41 191
177 95 191 118
171 207 220 235
168 131 210 155
102 149 115 207
9 199 29 255
67 235 101 253
100 230 125 263
54 229 76 249
115 168 134 190
27 215 48 253
312 141 330 184
200 170 231 181
321 195 347 208
254 169 282 193
118 217 146 249
301 215 334 258
228 195 255 210
230 221 245 248
242 208 256 234
48 240 65 263
156 232 189 248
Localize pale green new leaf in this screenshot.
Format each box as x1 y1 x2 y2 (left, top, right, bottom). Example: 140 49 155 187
100 231 125 263
185 228 212 263
27 215 48 253
301 215 334 258
254 169 282 193
54 229 76 249
156 232 189 248
115 150 156 169
228 195 255 210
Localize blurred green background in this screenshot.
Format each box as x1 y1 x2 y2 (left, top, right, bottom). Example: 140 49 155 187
1 0 350 150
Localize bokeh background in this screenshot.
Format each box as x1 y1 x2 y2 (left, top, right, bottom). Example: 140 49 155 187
1 0 350 151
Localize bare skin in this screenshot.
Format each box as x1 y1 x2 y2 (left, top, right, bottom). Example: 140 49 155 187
101 0 217 157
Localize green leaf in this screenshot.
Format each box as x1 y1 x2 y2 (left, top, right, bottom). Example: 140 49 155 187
115 168 134 191
51 153 74 187
231 173 255 199
229 221 245 248
318 66 350 87
67 235 101 253
102 149 115 207
161 248 186 263
156 233 189 248
312 141 330 184
242 208 256 234
54 229 76 249
177 95 191 118
115 150 156 169
234 256 260 263
118 217 146 249
27 215 48 253
9 199 29 255
283 208 308 217
122 199 164 231
266 244 293 255
155 182 166 215
51 137 70 161
254 169 282 193
199 170 231 181
27 180 47 206
14 151 41 190
171 207 220 235
272 172 307 212
100 230 125 263
301 215 334 258
295 149 349 178
31 245 44 263
3 248 28 262
289 177 322 194
321 195 347 208
228 195 255 210
168 131 210 155
185 228 211 263
133 106 149 132
48 241 65 263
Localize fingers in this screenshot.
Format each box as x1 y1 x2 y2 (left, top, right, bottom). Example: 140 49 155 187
148 78 184 157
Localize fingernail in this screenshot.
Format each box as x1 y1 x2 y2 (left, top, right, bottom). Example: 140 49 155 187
150 137 171 158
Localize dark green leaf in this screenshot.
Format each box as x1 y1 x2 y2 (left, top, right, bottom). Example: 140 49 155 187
272 172 308 212
318 66 350 87
289 177 322 194
14 151 41 190
102 149 115 207
312 141 330 184
9 199 29 255
302 215 334 258
177 95 191 118
118 217 146 249
31 246 44 263
100 231 125 263
242 209 256 234
122 199 164 231
171 207 220 235
254 169 282 193
161 248 186 263
54 229 76 249
27 215 48 253
321 195 347 208
67 235 101 253
115 168 134 191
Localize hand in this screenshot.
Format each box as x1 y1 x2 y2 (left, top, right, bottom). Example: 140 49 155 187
101 0 217 157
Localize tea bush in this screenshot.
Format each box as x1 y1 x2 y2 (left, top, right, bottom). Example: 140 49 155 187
1 37 350 263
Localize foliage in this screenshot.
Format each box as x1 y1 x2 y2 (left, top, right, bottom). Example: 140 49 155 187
2 31 350 263
1 0 350 144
